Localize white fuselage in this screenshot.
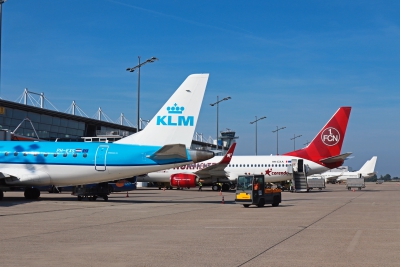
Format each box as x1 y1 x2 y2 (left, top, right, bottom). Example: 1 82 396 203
141 155 330 184
312 171 374 182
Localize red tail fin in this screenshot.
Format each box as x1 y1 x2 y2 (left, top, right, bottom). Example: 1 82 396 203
284 107 351 165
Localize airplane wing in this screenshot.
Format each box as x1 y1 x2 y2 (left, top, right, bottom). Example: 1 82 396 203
319 152 352 164
149 144 188 160
0 168 50 185
194 143 236 177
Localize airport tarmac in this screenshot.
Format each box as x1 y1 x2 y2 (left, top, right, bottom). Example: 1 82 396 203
1 182 399 267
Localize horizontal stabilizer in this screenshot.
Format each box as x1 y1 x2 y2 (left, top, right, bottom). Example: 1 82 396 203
150 144 188 161
320 152 353 164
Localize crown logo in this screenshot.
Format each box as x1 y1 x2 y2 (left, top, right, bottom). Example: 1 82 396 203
167 103 185 114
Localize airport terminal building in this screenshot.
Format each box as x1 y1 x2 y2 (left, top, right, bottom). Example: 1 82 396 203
0 98 223 150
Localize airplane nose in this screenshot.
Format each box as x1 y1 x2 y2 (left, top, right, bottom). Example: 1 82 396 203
189 150 215 163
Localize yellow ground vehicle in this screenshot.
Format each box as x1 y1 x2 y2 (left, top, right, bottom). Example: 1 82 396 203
235 175 281 208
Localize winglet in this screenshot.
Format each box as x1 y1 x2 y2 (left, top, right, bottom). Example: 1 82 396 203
219 143 236 164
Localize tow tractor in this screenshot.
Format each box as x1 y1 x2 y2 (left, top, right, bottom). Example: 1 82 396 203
235 175 281 208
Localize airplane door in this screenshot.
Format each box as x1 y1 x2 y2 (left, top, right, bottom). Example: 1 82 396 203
95 145 109 171
298 159 304 172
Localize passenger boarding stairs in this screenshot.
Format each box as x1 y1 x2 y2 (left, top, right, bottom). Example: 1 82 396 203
288 159 308 192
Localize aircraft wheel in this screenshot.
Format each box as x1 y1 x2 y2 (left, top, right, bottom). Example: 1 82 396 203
222 183 230 191
243 204 250 208
0 190 3 200
212 185 219 191
257 199 265 207
77 196 83 201
103 195 108 201
33 188 40 199
230 184 236 190
272 196 280 207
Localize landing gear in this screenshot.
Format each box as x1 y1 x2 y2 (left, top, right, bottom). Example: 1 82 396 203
212 183 231 191
48 185 62 193
212 184 221 191
24 188 40 199
221 183 230 191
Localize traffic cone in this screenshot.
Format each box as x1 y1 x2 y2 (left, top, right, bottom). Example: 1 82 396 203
219 190 222 196
221 196 225 204
126 191 129 197
352 189 355 192
163 187 166 191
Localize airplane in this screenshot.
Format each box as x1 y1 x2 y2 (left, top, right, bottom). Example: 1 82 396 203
309 156 377 183
0 74 214 200
137 106 353 191
137 142 237 191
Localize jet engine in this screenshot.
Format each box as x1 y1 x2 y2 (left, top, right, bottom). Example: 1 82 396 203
170 173 198 188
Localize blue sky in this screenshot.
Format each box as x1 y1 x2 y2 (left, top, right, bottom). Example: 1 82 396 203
1 1 399 176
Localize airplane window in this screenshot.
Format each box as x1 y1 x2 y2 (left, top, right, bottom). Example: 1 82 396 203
14 152 18 156
278 164 281 167
239 164 242 167
44 153 48 157
247 164 249 167
23 153 27 156
63 153 67 157
33 153 38 157
54 153 58 157
251 164 253 167
275 164 277 167
258 164 260 167
4 152 8 156
83 153 87 158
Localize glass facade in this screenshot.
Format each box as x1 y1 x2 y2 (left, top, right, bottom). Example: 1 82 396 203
0 108 85 141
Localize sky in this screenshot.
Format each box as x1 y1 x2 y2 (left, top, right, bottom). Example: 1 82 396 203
1 1 399 176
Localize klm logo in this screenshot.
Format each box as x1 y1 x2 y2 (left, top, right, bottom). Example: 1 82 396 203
156 103 194 126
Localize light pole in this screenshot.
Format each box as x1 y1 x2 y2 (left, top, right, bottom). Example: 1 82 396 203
250 116 266 155
290 134 302 150
272 126 286 155
304 140 310 147
210 96 231 150
126 56 158 132
0 0 6 96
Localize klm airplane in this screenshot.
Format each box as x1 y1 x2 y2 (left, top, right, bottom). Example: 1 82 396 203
0 74 214 200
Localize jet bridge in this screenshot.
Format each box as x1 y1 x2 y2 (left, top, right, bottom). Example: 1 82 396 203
287 159 308 192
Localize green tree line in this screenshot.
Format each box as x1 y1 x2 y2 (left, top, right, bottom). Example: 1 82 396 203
365 174 399 182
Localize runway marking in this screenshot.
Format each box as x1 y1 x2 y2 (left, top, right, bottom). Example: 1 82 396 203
347 230 363 252
236 191 366 267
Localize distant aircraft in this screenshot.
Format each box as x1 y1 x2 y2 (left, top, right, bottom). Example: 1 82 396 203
309 156 377 183
0 74 214 200
139 107 352 191
137 143 236 191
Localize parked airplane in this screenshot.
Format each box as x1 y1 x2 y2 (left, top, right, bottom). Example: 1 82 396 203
0 74 214 200
138 107 352 191
137 143 236 191
309 156 377 183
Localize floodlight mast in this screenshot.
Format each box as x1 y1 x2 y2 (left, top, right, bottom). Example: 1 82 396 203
210 96 231 150
126 56 158 131
0 0 6 97
250 116 266 155
272 126 286 155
